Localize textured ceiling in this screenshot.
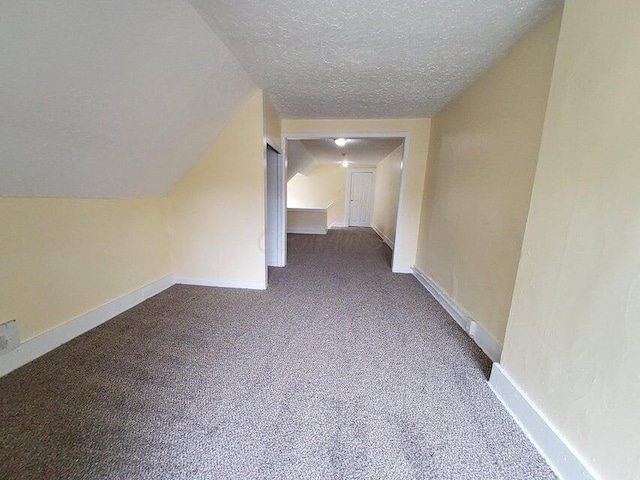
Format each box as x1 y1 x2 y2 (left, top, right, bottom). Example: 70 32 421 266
287 138 403 180
189 0 561 118
298 138 404 165
0 0 255 197
1 0 562 198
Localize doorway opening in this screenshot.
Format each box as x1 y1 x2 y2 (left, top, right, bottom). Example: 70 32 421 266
281 134 409 272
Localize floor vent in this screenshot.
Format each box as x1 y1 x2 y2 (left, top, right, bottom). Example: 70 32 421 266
0 320 19 356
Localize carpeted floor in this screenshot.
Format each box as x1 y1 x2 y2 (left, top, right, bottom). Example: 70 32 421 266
0 228 556 479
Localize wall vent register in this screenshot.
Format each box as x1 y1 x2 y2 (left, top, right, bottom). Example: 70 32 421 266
0 320 19 356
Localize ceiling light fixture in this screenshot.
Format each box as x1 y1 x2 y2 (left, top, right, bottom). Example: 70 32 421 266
341 160 349 168
334 138 347 147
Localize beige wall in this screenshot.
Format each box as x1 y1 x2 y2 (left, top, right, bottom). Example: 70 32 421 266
415 11 562 344
287 164 347 227
264 95 282 151
501 1 640 478
0 197 171 341
373 145 404 245
286 141 317 180
2 90 273 345
168 90 267 288
282 119 431 272
287 209 328 233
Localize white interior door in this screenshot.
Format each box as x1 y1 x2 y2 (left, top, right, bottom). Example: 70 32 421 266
348 171 374 226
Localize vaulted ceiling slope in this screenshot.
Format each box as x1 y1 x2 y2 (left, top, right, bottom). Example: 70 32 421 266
2 1 561 198
300 139 404 166
189 0 561 118
0 0 256 198
287 138 404 179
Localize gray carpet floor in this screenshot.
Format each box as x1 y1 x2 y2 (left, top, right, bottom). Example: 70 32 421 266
0 228 556 479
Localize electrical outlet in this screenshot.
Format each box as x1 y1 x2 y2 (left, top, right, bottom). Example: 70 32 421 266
0 320 19 356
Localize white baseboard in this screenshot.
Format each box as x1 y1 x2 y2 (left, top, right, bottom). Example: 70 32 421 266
372 224 394 250
175 277 266 290
489 364 597 480
329 222 346 229
411 267 472 332
287 227 327 235
392 266 413 274
141 275 175 299
411 266 502 362
469 321 503 364
0 275 175 378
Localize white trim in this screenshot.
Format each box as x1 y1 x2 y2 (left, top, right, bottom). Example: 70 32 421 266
391 137 410 273
411 266 502 362
287 227 327 235
175 277 266 290
140 275 175 298
264 140 286 271
469 321 502 364
281 137 288 267
0 275 175 378
489 364 598 480
282 131 410 274
0 320 19 355
329 222 346 228
393 266 413 274
283 132 411 141
275 141 287 268
411 267 471 332
264 135 282 154
287 207 328 214
263 138 268 284
372 224 394 250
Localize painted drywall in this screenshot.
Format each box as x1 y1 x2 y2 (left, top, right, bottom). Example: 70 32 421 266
287 165 347 227
264 95 282 151
287 209 328 233
415 10 562 344
191 0 561 117
282 118 431 272
373 145 404 246
0 198 171 342
286 141 317 180
168 91 267 288
501 1 640 478
0 0 255 198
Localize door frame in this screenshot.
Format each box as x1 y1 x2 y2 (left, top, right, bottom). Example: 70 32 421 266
345 168 376 227
281 131 411 273
263 141 286 283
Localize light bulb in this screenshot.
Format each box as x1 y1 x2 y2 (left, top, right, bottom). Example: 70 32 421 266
334 138 347 147
341 160 349 167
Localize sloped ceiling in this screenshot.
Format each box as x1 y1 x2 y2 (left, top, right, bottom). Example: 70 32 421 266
286 141 316 181
0 0 256 198
189 0 561 118
287 138 404 180
1 0 561 198
299 138 404 166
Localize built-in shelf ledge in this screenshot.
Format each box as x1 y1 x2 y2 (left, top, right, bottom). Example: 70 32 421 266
287 205 331 234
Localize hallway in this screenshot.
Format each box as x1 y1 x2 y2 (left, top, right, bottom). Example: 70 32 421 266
0 228 554 479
